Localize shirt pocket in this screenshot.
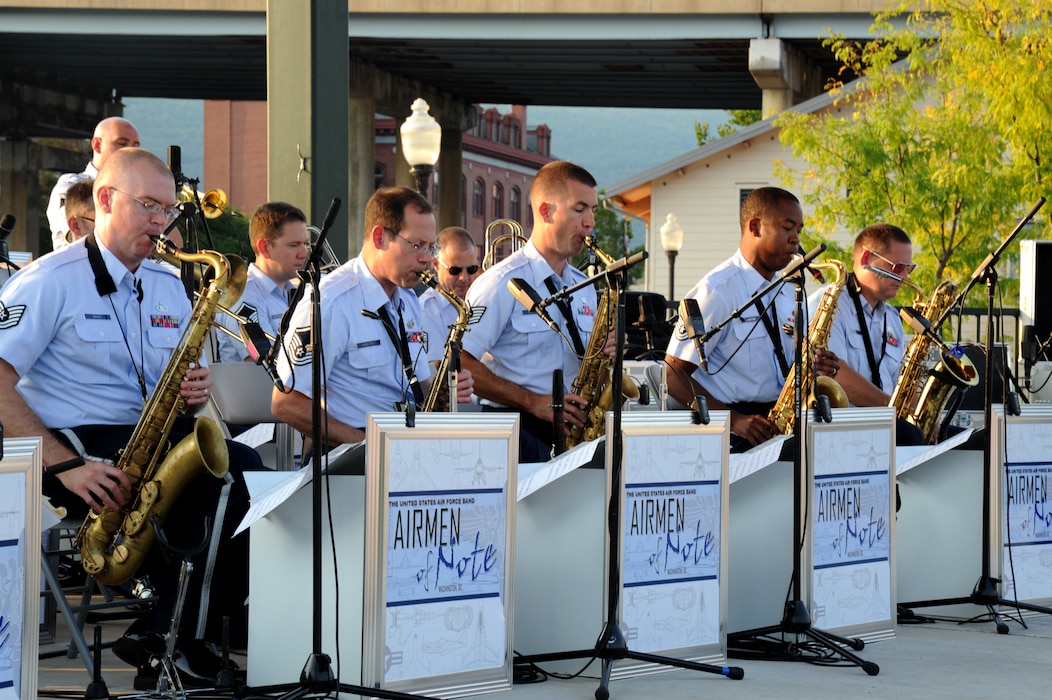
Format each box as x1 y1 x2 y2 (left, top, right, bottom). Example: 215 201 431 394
74 319 126 384
730 318 780 378
510 309 558 350
347 336 397 382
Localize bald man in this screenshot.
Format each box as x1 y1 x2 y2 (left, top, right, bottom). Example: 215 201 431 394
46 116 140 251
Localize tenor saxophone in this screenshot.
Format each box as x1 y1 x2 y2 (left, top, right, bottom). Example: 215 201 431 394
768 260 850 435
888 279 978 443
565 237 639 449
76 237 246 586
419 270 472 412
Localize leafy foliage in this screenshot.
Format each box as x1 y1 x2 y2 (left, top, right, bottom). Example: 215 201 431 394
774 0 1051 299
572 193 646 287
695 110 763 146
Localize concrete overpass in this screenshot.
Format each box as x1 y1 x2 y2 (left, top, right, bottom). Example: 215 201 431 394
0 0 891 258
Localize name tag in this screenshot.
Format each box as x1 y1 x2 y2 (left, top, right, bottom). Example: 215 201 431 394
356 339 381 349
84 313 111 320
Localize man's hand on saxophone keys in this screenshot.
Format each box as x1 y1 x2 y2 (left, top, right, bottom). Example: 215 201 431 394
455 369 474 403
729 412 780 448
180 365 213 409
814 349 841 378
58 459 132 513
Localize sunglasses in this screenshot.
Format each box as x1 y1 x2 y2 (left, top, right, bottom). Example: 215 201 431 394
864 248 917 276
439 259 480 276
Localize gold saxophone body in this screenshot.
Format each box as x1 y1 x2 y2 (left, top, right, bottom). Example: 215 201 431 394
76 238 246 586
888 279 978 443
419 270 472 412
768 260 850 434
565 237 639 449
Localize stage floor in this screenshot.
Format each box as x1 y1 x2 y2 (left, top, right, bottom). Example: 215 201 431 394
37 594 1052 699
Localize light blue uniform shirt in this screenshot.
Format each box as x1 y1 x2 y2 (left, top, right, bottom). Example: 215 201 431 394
666 249 797 406
215 263 296 363
809 278 906 402
463 240 597 404
0 237 192 428
275 255 431 429
418 286 461 365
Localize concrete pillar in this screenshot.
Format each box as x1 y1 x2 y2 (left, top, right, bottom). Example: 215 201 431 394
0 140 37 258
347 95 376 257
748 37 823 119
437 127 463 231
267 0 350 260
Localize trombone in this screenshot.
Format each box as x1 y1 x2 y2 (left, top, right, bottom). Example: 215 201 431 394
482 219 528 270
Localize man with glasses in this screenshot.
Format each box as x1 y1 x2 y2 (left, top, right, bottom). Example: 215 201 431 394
0 147 262 684
808 222 924 444
271 186 473 448
419 226 480 364
46 116 140 252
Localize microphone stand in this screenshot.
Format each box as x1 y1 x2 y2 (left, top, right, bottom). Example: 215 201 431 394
726 265 878 675
515 254 745 699
899 197 1050 633
254 200 440 700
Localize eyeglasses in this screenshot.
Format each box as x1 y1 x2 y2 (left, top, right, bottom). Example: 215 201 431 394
385 228 439 257
109 188 181 222
438 259 480 276
864 248 917 276
77 216 95 224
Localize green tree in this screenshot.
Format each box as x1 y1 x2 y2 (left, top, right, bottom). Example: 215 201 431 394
774 0 1050 297
695 110 763 146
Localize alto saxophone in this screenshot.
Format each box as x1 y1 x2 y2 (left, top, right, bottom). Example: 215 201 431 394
76 237 246 586
565 237 639 449
419 270 473 412
768 260 849 434
888 279 978 443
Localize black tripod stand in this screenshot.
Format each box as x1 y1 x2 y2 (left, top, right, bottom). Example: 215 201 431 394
514 252 744 700
899 197 1048 633
726 253 879 676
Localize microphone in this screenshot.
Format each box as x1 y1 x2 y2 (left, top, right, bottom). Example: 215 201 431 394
799 245 826 283
679 297 709 374
864 264 905 284
167 145 183 186
602 250 648 276
239 321 285 392
1022 325 1038 391
0 213 15 263
551 369 566 456
507 278 560 334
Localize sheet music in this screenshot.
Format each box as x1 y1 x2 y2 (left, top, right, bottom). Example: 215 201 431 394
728 434 790 483
517 437 602 501
896 428 974 475
233 442 362 535
233 422 274 449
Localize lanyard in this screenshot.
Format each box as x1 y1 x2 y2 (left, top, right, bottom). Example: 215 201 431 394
375 303 425 406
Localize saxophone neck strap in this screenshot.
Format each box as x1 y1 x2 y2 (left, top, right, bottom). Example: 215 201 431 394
85 233 117 297
543 276 586 356
753 297 790 379
847 272 886 389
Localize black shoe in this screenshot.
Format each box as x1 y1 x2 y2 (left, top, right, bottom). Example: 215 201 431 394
112 620 165 669
174 640 241 686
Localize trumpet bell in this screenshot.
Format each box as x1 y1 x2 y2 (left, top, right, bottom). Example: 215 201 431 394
201 189 228 219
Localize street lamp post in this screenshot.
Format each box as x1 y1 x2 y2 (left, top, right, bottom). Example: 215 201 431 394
659 213 684 303
400 98 442 197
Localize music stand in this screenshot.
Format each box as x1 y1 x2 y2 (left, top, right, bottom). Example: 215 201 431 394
898 197 1049 633
723 254 879 675
514 252 744 699
246 199 442 700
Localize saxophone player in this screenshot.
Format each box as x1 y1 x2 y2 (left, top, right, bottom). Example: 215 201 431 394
462 161 613 462
665 187 840 449
271 187 474 448
419 226 480 364
0 148 262 682
809 223 925 445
